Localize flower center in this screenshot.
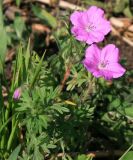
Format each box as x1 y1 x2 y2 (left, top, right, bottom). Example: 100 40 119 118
98 61 109 70
85 23 96 32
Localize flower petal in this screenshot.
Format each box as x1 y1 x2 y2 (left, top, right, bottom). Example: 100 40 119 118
86 35 94 44
101 70 113 80
85 44 101 62
83 44 101 75
86 6 104 22
101 44 119 63
70 6 111 44
93 71 102 78
96 20 111 35
70 11 83 26
89 31 105 43
105 63 126 78
71 27 88 41
83 59 98 73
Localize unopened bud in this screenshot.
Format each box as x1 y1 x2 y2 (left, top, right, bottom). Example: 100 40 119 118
13 88 21 100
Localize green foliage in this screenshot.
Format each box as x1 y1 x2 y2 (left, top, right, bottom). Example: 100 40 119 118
114 0 132 17
83 0 133 17
0 1 133 160
8 144 21 160
32 5 57 28
119 144 133 160
0 2 8 65
14 15 25 39
1 28 133 159
121 151 133 160
76 154 94 160
15 0 21 7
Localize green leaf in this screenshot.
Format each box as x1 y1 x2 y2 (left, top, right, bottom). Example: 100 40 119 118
50 105 69 114
124 106 133 118
32 5 57 28
30 52 45 88
83 0 105 9
47 144 56 149
25 39 31 72
0 2 7 64
39 115 49 129
77 154 87 160
16 0 21 6
34 146 44 160
114 0 127 13
109 98 121 109
120 151 133 160
8 144 21 160
0 28 7 64
77 154 93 160
124 7 133 18
14 16 25 38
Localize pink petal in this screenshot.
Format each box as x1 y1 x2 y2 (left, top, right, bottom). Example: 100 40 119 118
70 11 83 26
83 45 101 75
86 35 94 44
96 20 111 35
71 27 88 41
101 70 113 80
83 59 98 73
86 6 104 22
82 12 89 26
89 31 105 43
105 63 126 78
93 71 102 78
101 44 119 63
13 88 21 100
85 44 101 62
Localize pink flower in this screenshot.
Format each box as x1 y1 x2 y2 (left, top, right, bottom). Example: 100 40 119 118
83 44 126 80
70 6 111 44
13 88 21 100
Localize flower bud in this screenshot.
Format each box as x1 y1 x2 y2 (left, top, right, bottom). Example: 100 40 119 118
13 88 21 100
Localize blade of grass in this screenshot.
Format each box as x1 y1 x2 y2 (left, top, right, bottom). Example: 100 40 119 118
8 144 21 160
25 39 31 72
0 0 7 64
119 143 133 160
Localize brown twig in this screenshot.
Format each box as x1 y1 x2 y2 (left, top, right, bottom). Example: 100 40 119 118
33 0 83 10
111 26 133 47
32 23 51 33
61 65 71 90
110 17 133 46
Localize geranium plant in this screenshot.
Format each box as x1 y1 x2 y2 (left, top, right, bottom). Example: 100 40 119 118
0 5 133 160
